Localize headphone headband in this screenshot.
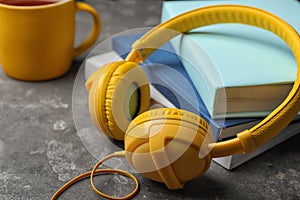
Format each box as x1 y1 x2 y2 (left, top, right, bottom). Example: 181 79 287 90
127 5 300 156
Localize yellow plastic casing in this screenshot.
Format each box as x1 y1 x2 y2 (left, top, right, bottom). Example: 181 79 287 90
125 108 214 189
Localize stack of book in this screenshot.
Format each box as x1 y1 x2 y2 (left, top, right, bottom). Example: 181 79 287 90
84 0 300 169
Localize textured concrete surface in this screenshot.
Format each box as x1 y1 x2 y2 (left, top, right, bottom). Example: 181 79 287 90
0 0 300 199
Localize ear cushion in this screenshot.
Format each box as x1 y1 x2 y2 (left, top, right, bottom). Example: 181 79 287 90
124 108 214 189
88 61 150 140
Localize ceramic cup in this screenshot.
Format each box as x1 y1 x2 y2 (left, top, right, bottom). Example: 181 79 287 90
0 0 101 81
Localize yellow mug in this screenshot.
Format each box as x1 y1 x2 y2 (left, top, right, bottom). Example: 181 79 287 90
0 0 101 81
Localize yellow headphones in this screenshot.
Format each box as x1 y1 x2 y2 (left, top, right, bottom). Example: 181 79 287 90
52 4 300 200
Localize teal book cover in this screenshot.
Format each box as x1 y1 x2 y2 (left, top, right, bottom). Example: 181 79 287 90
162 0 299 118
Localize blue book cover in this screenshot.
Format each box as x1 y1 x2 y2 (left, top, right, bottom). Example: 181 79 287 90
162 0 299 118
112 33 261 141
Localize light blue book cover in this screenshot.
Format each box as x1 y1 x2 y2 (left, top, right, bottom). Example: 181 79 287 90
162 0 299 118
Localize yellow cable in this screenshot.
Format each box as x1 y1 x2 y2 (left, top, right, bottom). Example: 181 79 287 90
51 151 139 200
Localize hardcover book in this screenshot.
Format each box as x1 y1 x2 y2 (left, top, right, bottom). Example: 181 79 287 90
161 0 299 118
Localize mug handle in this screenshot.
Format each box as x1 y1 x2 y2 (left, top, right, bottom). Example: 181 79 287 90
73 2 101 57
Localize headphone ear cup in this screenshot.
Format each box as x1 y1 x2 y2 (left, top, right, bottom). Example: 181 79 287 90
88 61 150 140
124 108 214 189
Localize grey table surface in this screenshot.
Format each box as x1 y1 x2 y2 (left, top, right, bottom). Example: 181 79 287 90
0 0 300 199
